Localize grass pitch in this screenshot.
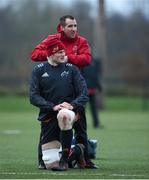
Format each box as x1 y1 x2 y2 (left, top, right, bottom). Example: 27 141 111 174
0 96 149 179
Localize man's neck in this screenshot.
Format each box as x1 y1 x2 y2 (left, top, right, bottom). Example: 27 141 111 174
47 57 59 66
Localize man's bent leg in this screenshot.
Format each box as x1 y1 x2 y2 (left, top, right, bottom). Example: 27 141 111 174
73 108 98 169
38 132 46 169
40 114 60 170
42 141 61 169
52 109 74 171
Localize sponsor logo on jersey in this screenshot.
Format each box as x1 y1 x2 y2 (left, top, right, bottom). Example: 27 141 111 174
42 72 49 77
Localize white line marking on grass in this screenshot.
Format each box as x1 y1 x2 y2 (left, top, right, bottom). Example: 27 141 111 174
2 129 21 135
0 172 146 177
111 173 146 177
0 172 102 176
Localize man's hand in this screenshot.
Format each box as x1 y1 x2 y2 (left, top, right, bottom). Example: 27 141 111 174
53 104 62 111
53 102 73 112
60 102 73 110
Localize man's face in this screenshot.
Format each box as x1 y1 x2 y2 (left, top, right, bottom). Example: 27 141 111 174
52 50 66 65
62 18 77 38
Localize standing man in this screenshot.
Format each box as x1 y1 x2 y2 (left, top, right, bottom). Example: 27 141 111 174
82 58 103 128
30 15 97 169
29 39 88 171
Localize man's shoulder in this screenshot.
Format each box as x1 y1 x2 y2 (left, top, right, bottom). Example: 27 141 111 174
77 34 87 42
47 34 60 40
66 63 73 67
65 63 79 71
76 35 89 47
33 62 47 72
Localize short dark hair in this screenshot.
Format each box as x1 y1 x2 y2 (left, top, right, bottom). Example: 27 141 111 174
59 15 75 27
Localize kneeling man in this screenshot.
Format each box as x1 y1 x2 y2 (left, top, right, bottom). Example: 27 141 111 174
29 38 88 171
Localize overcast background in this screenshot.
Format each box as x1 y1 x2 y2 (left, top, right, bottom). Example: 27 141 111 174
0 0 149 100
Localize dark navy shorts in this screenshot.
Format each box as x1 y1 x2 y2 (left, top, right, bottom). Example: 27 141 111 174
40 115 60 145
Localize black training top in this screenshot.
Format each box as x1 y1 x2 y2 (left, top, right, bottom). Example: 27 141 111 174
29 62 88 121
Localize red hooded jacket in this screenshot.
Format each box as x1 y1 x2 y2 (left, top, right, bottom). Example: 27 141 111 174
30 25 91 68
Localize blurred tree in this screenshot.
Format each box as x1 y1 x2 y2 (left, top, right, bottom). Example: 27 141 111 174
98 0 108 79
107 11 149 84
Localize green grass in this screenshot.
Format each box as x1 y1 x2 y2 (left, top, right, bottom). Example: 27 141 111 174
0 95 149 112
104 96 149 111
0 96 149 179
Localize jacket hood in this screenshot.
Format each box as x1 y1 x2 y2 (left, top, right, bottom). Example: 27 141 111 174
57 23 62 33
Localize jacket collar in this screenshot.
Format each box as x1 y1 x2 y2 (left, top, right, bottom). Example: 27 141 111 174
60 31 78 42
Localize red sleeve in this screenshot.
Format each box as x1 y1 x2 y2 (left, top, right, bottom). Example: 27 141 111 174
30 34 58 62
67 38 91 68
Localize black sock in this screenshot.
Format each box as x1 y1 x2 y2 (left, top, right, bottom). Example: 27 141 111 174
60 129 73 151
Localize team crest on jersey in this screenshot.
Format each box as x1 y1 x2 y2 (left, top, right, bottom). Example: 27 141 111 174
61 71 69 77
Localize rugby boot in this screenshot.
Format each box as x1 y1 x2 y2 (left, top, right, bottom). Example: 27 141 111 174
75 144 86 169
68 144 86 169
52 149 69 171
38 161 46 170
51 158 68 171
85 158 98 169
